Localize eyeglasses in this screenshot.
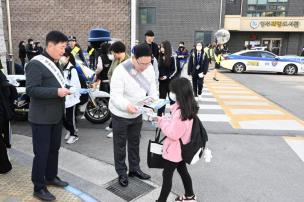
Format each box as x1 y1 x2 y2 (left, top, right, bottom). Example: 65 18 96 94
136 59 151 66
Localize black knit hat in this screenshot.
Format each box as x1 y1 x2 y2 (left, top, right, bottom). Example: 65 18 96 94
145 30 155 37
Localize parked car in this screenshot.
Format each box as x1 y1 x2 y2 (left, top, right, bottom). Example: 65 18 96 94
221 50 304 75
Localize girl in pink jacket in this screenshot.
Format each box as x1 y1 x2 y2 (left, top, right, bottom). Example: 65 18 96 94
156 78 199 202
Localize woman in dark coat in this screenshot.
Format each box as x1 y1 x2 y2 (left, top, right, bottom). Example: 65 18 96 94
0 70 17 174
157 40 177 116
19 41 27 68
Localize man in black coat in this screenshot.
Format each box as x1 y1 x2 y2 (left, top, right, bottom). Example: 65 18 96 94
188 42 209 98
26 31 70 201
144 30 159 62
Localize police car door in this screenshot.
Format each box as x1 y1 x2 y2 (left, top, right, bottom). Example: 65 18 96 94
260 51 278 72
242 51 261 71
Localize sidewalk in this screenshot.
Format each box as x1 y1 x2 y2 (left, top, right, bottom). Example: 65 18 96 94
0 134 177 202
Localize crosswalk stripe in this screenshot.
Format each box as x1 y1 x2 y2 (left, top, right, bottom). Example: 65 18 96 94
223 101 270 106
199 104 222 110
204 72 304 131
197 114 230 122
218 95 261 100
230 109 284 115
200 98 217 102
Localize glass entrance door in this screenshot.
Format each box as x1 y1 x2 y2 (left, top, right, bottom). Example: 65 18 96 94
262 38 282 55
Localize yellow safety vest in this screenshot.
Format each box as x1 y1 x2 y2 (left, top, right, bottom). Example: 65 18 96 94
88 48 95 56
214 53 222 64
204 47 210 59
71 46 80 56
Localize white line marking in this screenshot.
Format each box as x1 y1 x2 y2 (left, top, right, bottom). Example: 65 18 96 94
213 91 251 94
200 98 217 102
284 139 304 162
219 95 261 100
211 86 245 89
239 120 304 130
224 101 270 106
230 109 284 115
199 104 222 110
197 114 230 122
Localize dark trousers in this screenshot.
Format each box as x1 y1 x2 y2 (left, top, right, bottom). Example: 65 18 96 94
192 76 204 97
0 119 12 174
20 57 26 68
158 160 194 202
31 121 62 191
158 80 172 116
0 119 11 148
63 106 77 137
112 114 142 176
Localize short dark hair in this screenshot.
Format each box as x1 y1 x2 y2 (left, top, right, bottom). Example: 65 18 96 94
145 30 155 37
109 41 126 53
133 43 152 59
46 31 68 46
169 78 198 121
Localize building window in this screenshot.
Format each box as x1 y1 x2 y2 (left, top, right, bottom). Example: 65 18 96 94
194 31 212 45
247 0 288 16
139 7 156 25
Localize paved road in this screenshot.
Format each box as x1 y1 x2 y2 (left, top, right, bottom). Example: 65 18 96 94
10 70 304 202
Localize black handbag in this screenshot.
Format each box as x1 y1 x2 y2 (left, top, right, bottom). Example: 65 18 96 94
147 128 166 169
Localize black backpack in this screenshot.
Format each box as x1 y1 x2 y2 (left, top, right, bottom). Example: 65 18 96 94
68 66 89 105
180 115 208 165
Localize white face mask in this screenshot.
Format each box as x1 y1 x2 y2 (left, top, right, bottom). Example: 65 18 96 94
59 56 69 67
169 92 176 102
107 54 114 61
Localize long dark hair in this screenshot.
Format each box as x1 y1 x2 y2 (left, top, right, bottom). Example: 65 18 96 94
169 78 198 121
19 41 25 48
64 47 76 67
159 40 172 67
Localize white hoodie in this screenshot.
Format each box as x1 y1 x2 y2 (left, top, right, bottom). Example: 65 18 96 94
63 63 81 108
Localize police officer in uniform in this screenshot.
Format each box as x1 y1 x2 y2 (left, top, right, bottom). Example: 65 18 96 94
68 35 87 65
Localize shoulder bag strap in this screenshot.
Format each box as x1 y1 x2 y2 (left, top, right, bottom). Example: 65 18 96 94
122 60 151 95
31 55 65 87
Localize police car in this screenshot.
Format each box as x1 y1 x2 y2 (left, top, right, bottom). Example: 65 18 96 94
221 50 304 75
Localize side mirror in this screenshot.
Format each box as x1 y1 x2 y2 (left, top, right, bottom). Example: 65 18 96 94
275 56 279 60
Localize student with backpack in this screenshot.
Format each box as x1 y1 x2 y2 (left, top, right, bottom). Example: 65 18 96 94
61 47 81 144
155 77 200 202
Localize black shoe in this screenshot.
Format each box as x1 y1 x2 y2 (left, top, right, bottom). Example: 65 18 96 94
119 175 128 187
46 176 69 187
33 187 56 201
128 170 151 180
213 77 219 81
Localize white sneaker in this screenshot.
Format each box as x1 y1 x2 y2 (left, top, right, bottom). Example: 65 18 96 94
66 136 79 144
194 97 199 101
64 131 70 140
105 126 112 131
106 132 113 138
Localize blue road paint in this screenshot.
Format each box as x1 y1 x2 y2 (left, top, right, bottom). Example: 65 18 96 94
65 185 99 202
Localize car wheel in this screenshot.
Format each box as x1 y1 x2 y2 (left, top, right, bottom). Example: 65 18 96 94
233 63 246 73
284 64 297 75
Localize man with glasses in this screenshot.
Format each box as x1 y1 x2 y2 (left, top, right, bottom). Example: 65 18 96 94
109 43 158 187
